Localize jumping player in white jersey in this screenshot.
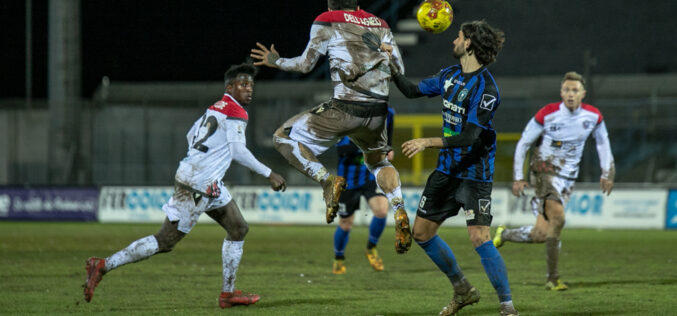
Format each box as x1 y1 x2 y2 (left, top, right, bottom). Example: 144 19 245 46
250 0 412 254
83 63 286 308
493 71 615 291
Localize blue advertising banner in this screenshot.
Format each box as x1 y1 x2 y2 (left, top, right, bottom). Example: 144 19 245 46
0 187 99 221
666 190 677 229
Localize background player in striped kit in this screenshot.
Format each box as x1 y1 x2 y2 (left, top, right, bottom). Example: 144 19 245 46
389 20 518 316
82 63 286 308
251 0 413 254
332 107 394 274
493 71 615 291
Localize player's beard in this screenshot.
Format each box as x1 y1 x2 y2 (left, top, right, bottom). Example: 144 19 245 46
452 45 464 60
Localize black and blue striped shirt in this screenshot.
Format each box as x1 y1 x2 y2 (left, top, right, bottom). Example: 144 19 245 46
418 65 500 182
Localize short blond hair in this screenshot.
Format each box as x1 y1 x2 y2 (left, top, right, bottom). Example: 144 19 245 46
562 71 585 88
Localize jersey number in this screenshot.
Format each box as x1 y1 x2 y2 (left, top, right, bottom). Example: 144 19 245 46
192 115 218 153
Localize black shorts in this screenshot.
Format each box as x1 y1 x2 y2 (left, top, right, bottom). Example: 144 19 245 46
338 181 384 218
416 170 493 226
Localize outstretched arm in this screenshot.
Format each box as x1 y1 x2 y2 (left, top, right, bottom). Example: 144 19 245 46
229 142 286 191
250 43 281 69
401 124 482 158
250 24 330 73
391 72 425 98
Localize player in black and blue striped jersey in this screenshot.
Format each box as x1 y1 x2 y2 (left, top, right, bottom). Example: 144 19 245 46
390 20 518 316
332 107 394 274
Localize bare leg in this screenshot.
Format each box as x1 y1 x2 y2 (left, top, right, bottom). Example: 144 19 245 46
273 127 329 183
544 199 565 283
364 152 411 253
273 128 345 223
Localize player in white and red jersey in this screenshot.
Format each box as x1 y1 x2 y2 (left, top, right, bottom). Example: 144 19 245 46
250 0 412 254
83 64 286 308
493 71 615 291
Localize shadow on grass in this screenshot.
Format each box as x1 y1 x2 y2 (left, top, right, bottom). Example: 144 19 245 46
387 305 497 316
261 297 361 308
521 278 677 288
540 310 618 316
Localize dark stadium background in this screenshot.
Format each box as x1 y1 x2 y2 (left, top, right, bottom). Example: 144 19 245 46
2 0 676 99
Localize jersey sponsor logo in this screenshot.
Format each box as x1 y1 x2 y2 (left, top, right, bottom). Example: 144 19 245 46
465 209 475 220
549 140 577 151
443 99 466 114
443 112 462 126
457 89 469 102
549 123 564 132
480 94 497 111
343 13 382 27
479 199 491 214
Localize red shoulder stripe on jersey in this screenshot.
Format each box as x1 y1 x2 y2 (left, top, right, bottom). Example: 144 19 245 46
581 103 603 124
209 94 248 120
534 103 561 125
314 10 389 28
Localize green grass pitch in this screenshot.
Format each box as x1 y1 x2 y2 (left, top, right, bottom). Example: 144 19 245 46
1 221 676 315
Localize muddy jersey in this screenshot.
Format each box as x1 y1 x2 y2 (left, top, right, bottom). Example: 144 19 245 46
418 65 500 182
174 94 248 194
513 102 614 181
275 9 404 103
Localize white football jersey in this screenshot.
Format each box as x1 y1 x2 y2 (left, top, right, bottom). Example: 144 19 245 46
514 102 614 181
175 94 248 194
275 9 404 103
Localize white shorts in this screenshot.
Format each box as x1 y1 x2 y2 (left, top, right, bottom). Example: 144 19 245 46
530 172 575 217
162 181 232 233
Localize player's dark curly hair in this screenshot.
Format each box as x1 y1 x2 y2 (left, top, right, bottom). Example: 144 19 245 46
461 20 505 66
328 0 358 10
224 63 258 86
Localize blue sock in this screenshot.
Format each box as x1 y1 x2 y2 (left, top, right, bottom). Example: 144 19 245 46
367 216 386 246
476 240 512 302
333 226 350 259
416 235 464 284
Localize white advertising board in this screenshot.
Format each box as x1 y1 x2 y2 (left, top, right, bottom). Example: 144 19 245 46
492 188 667 229
98 186 667 229
99 186 173 223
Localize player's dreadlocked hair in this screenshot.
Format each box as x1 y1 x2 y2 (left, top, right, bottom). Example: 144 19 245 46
224 63 258 86
461 20 505 66
562 71 585 88
328 0 358 10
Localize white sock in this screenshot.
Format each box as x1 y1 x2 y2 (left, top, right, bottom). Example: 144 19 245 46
384 187 404 210
222 239 244 293
502 226 533 243
105 235 159 271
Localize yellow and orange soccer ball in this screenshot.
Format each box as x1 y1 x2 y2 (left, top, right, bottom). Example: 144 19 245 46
416 0 454 34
